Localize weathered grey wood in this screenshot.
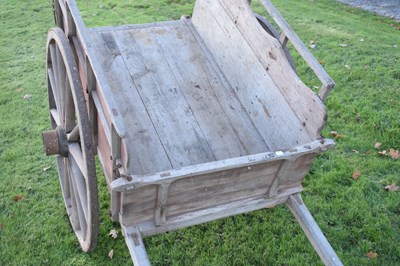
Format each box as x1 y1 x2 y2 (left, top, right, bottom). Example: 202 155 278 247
121 224 151 266
154 22 269 157
266 158 293 198
111 139 335 192
155 184 170 226
192 0 328 142
90 31 173 175
138 187 300 237
287 194 343 266
258 0 336 101
113 28 216 168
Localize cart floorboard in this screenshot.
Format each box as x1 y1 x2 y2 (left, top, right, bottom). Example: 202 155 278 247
88 19 314 177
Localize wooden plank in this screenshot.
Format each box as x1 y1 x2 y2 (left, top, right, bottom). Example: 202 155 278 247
166 161 281 217
90 31 173 175
191 0 312 150
192 0 327 144
153 23 269 158
258 0 335 101
113 28 216 168
138 187 301 237
286 194 343 266
121 224 151 266
112 139 335 192
155 184 170 226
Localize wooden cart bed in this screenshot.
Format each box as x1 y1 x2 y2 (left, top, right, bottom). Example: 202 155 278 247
42 0 343 264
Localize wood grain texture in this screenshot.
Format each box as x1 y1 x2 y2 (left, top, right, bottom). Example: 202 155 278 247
287 194 344 265
192 0 327 146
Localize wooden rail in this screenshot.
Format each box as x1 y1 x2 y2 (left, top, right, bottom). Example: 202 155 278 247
257 0 336 101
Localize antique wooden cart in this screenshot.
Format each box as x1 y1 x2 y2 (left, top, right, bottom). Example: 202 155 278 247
42 0 343 264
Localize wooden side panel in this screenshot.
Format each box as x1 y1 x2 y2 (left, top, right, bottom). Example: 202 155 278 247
122 185 158 224
166 160 282 218
192 0 326 148
277 153 317 192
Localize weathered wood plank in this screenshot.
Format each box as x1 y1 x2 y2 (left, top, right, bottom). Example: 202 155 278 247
121 224 151 266
192 0 327 146
138 187 301 237
113 28 216 168
90 31 173 175
154 23 269 158
287 194 343 266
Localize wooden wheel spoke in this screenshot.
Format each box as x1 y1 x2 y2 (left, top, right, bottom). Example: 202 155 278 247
66 159 80 231
64 80 76 132
68 143 86 178
67 124 80 142
55 45 66 123
68 154 89 222
47 66 61 112
50 108 61 126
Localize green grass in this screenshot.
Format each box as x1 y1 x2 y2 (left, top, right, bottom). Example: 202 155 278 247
1 0 399 265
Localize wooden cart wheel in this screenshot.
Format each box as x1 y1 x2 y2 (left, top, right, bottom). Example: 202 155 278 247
255 13 297 72
42 27 99 252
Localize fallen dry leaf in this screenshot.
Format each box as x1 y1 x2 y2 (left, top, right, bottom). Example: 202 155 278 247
352 170 361 180
366 251 378 259
0 223 3 230
318 60 325 65
385 183 400 191
389 148 399 160
15 87 23 93
374 143 381 149
13 195 23 202
23 94 32 101
330 131 345 139
378 150 387 156
109 229 118 239
108 249 114 259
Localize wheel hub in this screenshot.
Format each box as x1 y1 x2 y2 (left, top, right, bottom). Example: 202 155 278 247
42 126 69 157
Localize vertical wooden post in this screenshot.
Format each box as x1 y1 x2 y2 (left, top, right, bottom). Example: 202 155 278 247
286 194 343 266
155 184 170 226
110 124 122 221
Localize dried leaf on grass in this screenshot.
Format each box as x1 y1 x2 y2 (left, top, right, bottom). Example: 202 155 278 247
330 131 345 139
374 143 381 149
108 249 114 259
389 149 399 160
352 170 361 180
0 223 4 230
366 251 378 259
384 183 399 192
13 195 23 202
109 229 118 239
378 150 387 156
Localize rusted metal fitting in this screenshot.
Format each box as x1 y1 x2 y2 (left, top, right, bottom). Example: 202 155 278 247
42 126 69 157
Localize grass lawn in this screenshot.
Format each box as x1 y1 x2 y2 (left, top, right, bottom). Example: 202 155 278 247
0 0 399 265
